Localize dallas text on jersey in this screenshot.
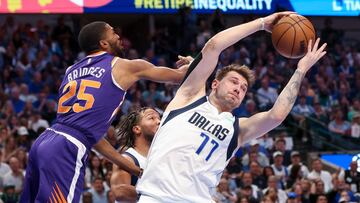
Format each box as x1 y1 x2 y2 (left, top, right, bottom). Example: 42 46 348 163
188 112 230 141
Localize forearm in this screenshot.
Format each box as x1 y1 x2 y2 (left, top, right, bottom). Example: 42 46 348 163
141 65 188 84
211 18 262 52
270 70 306 120
112 184 137 202
93 138 141 176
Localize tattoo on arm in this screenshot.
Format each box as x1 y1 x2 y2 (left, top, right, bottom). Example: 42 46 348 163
285 70 304 104
277 70 305 110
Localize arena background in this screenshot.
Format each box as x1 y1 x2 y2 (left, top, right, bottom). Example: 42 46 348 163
0 0 360 202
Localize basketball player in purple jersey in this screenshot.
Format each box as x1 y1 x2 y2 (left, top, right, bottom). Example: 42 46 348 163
20 21 189 203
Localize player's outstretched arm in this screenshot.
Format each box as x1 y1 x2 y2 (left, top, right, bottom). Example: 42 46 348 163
238 38 327 145
112 58 189 90
110 157 137 202
170 11 295 108
93 138 141 176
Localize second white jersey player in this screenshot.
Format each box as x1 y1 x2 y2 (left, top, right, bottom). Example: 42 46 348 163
136 96 240 202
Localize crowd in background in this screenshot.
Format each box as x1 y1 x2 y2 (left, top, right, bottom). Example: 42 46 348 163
0 8 360 203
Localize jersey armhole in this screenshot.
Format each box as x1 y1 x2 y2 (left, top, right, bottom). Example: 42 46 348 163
111 56 126 91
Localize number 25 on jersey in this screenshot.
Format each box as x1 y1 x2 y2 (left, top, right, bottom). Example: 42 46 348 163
57 79 101 114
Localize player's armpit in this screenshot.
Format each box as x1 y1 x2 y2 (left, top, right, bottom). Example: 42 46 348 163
237 111 282 146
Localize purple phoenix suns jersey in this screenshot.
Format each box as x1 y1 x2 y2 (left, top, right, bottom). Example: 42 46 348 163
56 52 125 147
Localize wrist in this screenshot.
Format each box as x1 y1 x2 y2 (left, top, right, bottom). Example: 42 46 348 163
295 68 307 75
138 168 144 178
259 18 265 31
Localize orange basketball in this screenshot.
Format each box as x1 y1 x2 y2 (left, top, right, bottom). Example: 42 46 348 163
271 14 316 59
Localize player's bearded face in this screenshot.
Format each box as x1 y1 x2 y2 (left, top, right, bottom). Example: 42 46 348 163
109 38 123 57
140 109 160 142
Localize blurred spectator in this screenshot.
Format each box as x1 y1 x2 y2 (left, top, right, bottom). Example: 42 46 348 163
350 113 360 138
271 151 288 189
292 182 310 203
28 110 49 133
263 166 275 189
242 140 269 168
309 179 326 203
1 185 17 203
316 194 328 203
88 177 109 203
292 95 315 118
238 172 263 201
328 108 351 136
0 149 11 190
212 178 238 203
141 82 163 107
287 151 309 179
2 156 24 194
249 161 267 189
10 87 25 114
226 157 242 175
291 95 315 142
237 99 258 117
270 138 291 166
343 161 360 193
311 102 329 124
107 190 115 203
85 155 105 189
348 99 360 121
81 191 93 203
263 175 287 203
286 164 302 190
301 179 312 202
256 76 278 110
308 159 333 192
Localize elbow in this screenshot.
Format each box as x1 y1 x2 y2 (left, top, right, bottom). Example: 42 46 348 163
111 184 137 202
203 38 222 54
269 110 286 125
111 186 127 201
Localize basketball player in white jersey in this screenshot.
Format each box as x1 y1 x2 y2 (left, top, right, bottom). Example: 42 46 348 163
110 107 160 202
136 11 327 202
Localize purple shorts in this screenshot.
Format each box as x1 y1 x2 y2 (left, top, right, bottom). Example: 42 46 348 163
20 126 89 203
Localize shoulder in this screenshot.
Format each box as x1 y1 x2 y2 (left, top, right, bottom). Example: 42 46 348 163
121 153 136 164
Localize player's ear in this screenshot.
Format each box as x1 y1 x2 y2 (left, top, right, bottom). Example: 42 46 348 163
211 79 219 89
99 39 108 48
132 125 141 134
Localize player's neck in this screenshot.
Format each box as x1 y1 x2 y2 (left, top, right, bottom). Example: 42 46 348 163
208 94 232 113
134 138 150 157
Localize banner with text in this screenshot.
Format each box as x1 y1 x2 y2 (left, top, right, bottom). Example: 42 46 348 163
0 0 359 16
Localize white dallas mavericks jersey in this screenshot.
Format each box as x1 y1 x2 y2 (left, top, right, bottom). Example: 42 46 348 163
115 148 146 203
137 96 240 202
123 147 146 170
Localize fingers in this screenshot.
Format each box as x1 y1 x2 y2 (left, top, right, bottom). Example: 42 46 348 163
280 11 297 16
316 43 327 55
318 51 327 60
307 39 313 53
178 55 185 60
311 38 320 52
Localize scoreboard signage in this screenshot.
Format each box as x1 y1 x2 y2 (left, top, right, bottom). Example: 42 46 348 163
0 0 359 16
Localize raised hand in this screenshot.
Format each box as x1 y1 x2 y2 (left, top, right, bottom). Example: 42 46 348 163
262 11 296 32
297 38 327 73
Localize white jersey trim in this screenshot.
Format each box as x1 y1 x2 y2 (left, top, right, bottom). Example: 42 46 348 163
110 57 126 91
47 128 87 203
